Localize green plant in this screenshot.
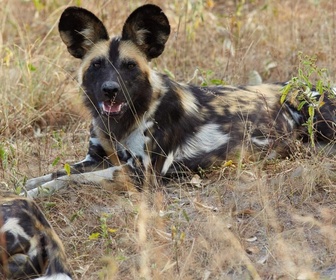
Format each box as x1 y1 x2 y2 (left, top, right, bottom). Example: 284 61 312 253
0 143 8 169
199 69 226 86
171 223 186 274
281 52 333 147
89 213 117 245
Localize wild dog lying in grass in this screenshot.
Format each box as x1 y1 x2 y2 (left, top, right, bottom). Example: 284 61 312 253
0 195 72 279
24 4 336 198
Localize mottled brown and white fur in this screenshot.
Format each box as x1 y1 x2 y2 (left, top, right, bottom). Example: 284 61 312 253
0 196 72 279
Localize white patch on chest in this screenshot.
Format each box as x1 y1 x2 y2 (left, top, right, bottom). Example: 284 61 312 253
89 137 101 147
121 120 153 169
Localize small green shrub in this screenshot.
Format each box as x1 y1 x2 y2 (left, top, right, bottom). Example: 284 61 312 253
281 52 333 147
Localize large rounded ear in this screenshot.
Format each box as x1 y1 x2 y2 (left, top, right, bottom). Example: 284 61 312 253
58 7 109 59
122 4 170 60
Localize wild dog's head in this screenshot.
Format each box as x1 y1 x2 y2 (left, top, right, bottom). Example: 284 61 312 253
58 5 170 124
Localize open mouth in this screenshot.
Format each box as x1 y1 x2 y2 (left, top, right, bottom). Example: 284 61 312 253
101 100 127 117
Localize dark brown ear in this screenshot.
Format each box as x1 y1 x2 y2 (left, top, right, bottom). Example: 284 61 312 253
58 7 109 59
122 4 170 60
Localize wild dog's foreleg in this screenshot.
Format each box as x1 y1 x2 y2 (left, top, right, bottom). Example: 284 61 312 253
25 127 112 191
25 164 140 199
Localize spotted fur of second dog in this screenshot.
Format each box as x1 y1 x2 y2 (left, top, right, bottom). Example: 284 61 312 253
0 196 72 279
24 4 335 198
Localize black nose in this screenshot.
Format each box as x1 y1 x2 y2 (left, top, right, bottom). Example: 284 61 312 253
101 81 120 98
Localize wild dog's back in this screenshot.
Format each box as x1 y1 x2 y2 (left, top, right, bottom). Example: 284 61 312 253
150 82 294 173
149 79 335 173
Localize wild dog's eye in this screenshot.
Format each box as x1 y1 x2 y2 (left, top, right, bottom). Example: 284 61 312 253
93 62 101 68
126 61 137 69
91 59 103 68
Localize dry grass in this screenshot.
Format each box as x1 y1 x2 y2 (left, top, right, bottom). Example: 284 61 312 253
1 0 336 279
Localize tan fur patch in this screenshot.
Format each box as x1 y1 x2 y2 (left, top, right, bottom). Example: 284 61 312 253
59 31 73 46
118 41 149 73
101 166 138 193
93 124 120 166
78 41 110 84
175 84 200 116
209 84 282 115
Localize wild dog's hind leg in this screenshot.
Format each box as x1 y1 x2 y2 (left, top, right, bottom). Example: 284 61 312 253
25 126 112 191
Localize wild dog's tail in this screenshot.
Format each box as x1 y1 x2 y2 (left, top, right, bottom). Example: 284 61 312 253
0 196 72 280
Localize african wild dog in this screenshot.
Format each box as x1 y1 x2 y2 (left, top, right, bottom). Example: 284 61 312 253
24 4 335 198
0 195 72 279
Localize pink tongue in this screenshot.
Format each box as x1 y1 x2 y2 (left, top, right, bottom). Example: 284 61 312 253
102 101 122 113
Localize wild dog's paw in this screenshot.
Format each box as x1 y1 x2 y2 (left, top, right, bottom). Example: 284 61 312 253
24 173 54 191
25 178 69 199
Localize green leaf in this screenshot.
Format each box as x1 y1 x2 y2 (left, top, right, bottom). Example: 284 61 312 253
182 209 190 222
14 186 22 195
108 228 118 234
316 80 323 94
308 105 315 118
164 69 175 79
33 0 44 11
89 232 100 240
44 202 57 209
0 145 6 161
52 156 60 166
28 63 36 71
280 84 291 104
70 210 84 222
64 163 71 176
210 79 225 86
298 68 303 78
116 255 127 261
297 100 306 110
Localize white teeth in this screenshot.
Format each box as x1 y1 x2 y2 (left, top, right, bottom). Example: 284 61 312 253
102 101 123 114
